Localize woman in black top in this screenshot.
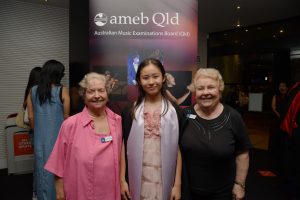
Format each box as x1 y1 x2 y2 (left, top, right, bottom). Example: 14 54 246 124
180 68 251 200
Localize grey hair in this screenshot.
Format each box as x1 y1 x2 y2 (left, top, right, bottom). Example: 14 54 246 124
188 68 224 92
78 72 108 97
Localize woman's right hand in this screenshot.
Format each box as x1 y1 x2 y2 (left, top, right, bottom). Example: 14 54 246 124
56 188 65 200
55 177 65 200
121 180 131 200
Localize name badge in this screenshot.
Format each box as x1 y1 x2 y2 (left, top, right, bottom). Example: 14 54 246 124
100 136 113 143
187 114 196 119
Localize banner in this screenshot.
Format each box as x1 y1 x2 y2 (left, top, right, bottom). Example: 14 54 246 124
89 0 198 112
13 133 33 157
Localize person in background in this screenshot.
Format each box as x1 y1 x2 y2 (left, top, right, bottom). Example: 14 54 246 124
23 67 42 113
120 58 183 200
280 81 300 199
269 81 288 176
224 85 239 111
27 59 70 200
180 68 251 200
237 85 249 115
271 82 288 119
128 53 140 85
23 66 42 200
165 72 190 106
45 72 122 200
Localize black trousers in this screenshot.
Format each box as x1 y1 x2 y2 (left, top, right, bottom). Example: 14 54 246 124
283 128 300 199
190 184 233 200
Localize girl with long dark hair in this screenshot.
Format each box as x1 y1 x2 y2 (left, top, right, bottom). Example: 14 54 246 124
27 59 70 200
120 58 183 200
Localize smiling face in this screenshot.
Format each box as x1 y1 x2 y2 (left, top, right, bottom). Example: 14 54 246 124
195 76 221 110
84 78 108 113
139 63 165 98
278 82 288 95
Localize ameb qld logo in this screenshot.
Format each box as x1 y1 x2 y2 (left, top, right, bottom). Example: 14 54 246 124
94 13 108 26
94 12 180 27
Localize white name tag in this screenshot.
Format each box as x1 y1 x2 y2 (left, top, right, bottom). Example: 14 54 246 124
100 135 113 143
187 114 196 119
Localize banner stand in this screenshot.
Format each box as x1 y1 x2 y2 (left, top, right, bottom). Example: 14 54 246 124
5 114 34 174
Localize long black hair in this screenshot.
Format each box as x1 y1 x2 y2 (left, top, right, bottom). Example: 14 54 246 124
23 67 42 108
131 58 169 118
36 59 65 105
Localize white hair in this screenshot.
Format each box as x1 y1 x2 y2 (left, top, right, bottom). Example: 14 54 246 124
78 72 108 96
188 68 224 92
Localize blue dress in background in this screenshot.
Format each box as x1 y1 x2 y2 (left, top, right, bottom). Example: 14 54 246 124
31 85 64 200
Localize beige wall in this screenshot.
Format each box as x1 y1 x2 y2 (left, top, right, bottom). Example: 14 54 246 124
0 0 69 168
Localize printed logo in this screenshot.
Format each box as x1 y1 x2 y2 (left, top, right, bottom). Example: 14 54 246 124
94 13 108 26
94 12 179 27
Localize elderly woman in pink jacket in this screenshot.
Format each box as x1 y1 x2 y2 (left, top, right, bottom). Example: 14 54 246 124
45 72 122 200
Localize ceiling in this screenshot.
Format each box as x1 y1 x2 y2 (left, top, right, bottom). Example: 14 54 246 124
209 17 300 48
198 0 300 33
17 0 69 10
17 0 300 33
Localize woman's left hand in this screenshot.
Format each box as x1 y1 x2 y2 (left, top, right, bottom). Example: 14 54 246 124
170 185 181 200
232 183 245 200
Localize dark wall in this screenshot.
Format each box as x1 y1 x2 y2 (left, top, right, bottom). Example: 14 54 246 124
207 18 298 94
69 0 89 114
208 26 293 112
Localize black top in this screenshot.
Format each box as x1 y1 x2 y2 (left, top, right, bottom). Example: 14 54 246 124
180 104 251 196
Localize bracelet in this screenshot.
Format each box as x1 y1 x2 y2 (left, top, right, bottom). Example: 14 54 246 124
234 181 245 189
